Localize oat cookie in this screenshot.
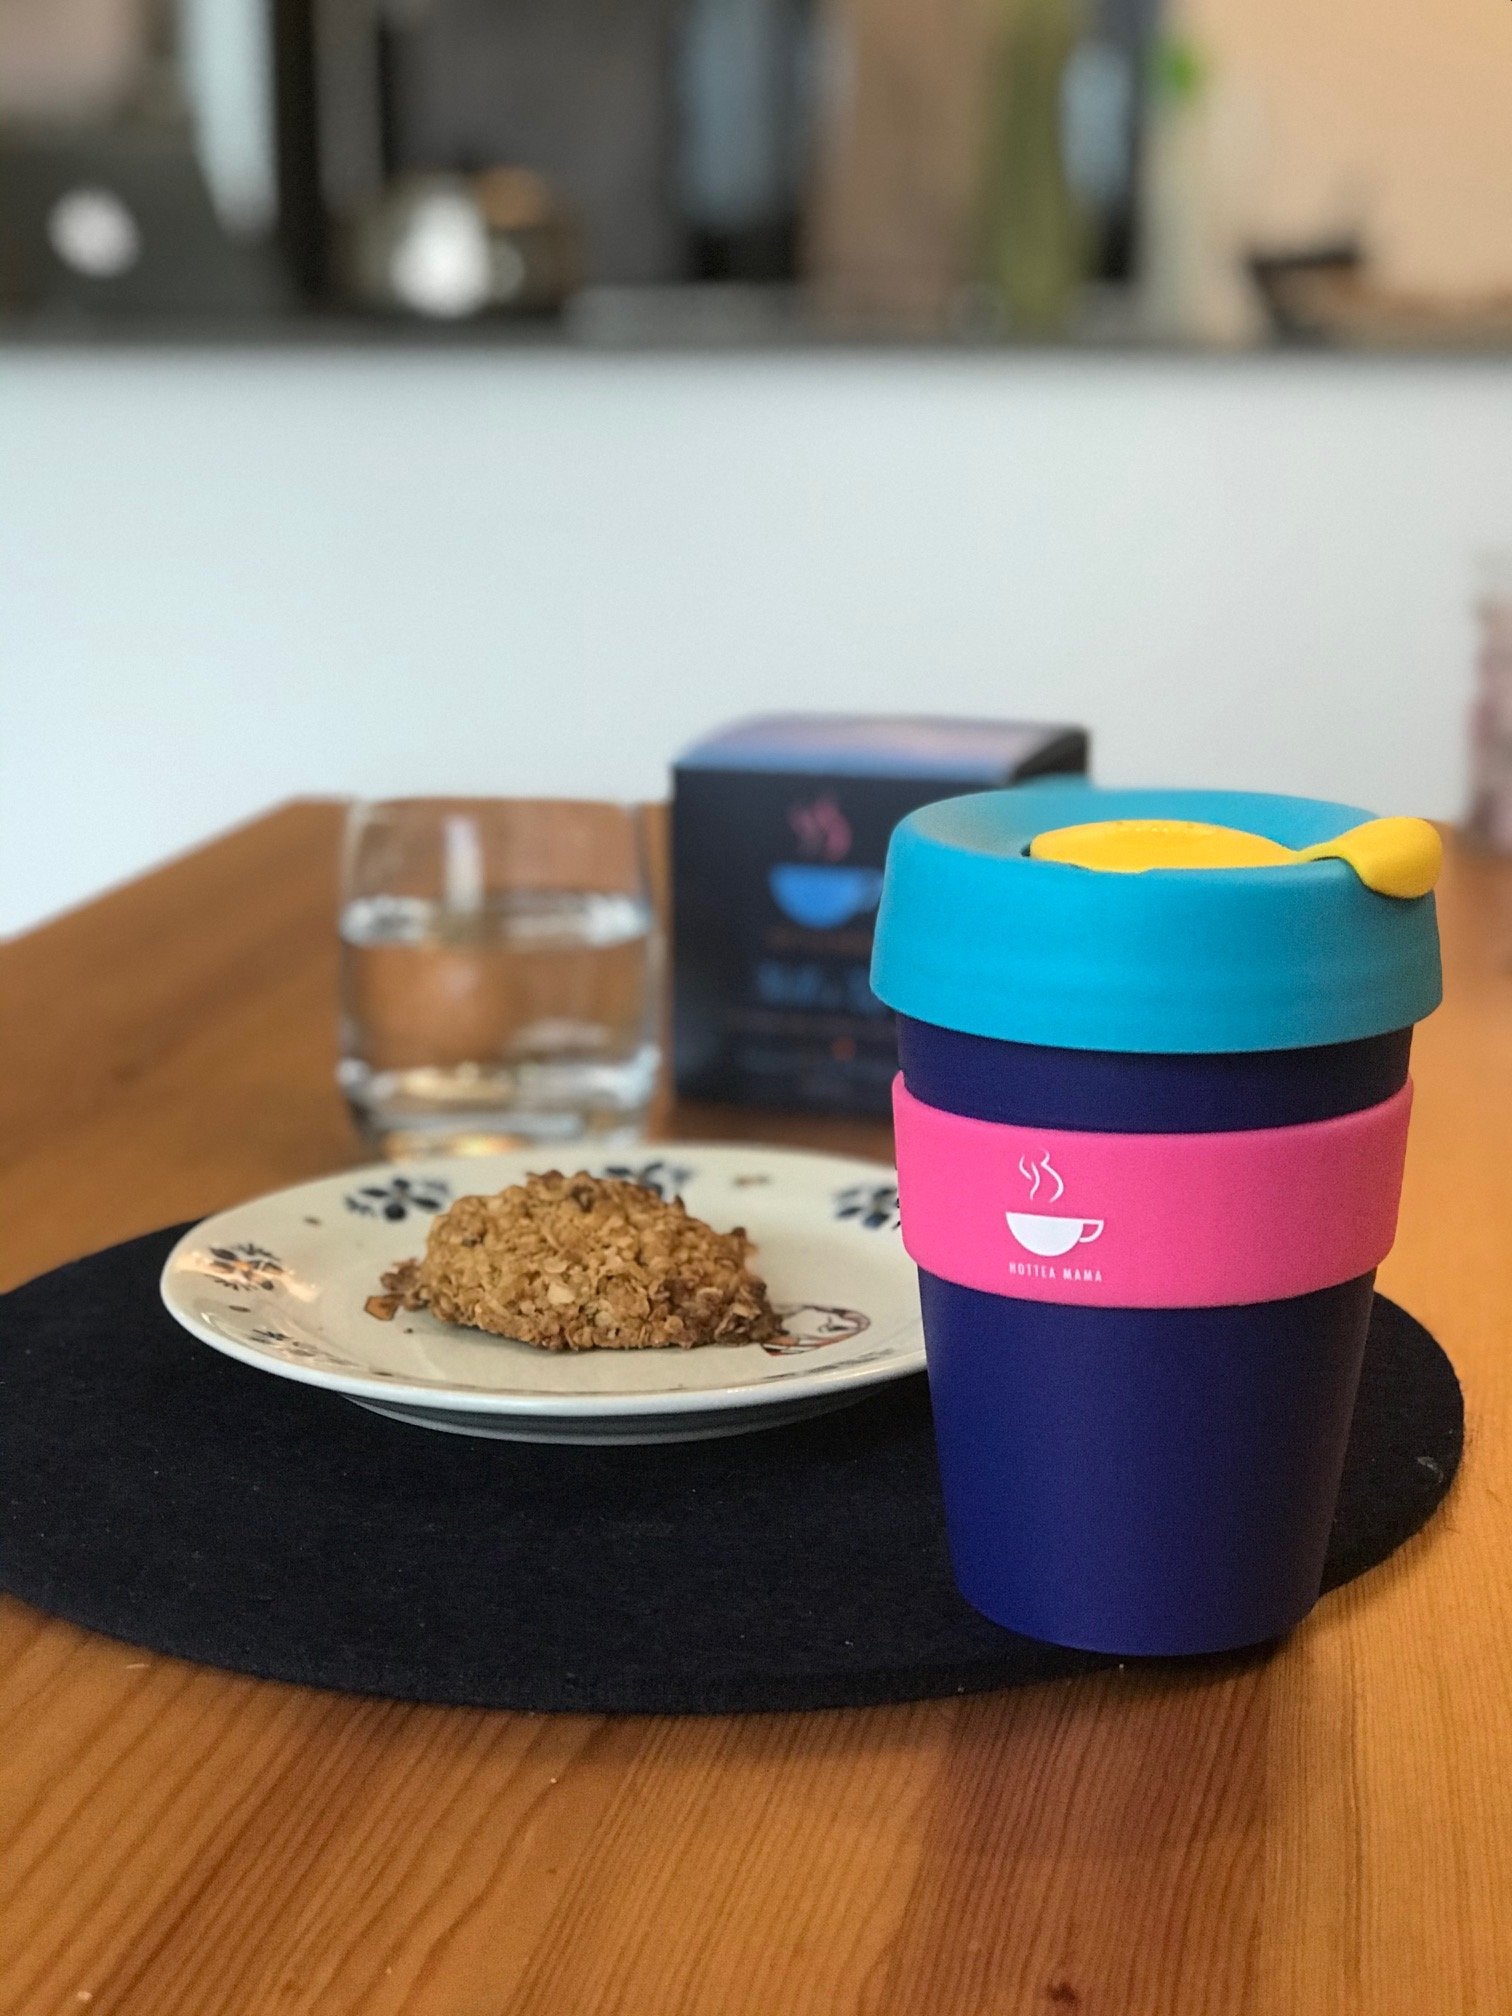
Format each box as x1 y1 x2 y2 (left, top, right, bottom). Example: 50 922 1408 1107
369 1170 785 1351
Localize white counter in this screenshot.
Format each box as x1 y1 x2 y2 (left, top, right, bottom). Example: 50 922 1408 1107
2 345 1504 932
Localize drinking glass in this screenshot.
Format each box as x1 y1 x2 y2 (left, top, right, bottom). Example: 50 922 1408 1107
339 799 661 1156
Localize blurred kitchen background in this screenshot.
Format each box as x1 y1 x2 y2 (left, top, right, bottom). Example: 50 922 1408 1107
5 0 1512 929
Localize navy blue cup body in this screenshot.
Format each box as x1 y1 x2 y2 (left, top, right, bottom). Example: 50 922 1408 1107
897 1016 1412 1656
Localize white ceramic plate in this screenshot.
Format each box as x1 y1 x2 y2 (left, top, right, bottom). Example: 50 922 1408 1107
160 1144 920 1443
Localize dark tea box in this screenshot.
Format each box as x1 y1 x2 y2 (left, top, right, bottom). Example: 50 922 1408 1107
671 715 1090 1116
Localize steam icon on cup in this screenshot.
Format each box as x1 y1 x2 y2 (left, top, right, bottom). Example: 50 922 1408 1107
1005 1212 1104 1257
1006 1151 1102 1256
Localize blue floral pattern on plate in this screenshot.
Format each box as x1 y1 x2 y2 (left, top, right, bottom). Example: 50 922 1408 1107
833 1182 901 1231
206 1243 286 1289
345 1176 451 1222
597 1160 695 1200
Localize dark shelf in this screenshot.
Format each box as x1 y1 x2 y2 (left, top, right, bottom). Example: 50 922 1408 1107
6 285 1512 360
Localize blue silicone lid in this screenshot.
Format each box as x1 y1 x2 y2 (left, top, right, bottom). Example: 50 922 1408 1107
870 785 1442 1054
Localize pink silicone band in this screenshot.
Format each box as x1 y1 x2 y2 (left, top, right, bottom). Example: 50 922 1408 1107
893 1076 1413 1309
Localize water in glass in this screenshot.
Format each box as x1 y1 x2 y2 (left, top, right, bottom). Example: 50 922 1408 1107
338 803 660 1155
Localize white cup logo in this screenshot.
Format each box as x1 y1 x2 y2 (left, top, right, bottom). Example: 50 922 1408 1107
1006 1151 1104 1257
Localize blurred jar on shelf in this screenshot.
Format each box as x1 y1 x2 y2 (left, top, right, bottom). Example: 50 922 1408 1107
0 0 300 318
339 165 581 319
980 0 1091 337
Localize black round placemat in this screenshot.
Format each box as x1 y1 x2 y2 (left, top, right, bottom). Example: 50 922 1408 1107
0 1227 1463 1715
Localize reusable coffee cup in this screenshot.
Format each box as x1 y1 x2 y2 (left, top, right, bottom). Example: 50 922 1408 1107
871 786 1443 1655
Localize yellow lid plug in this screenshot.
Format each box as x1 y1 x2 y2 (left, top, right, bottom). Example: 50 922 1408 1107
1029 815 1442 899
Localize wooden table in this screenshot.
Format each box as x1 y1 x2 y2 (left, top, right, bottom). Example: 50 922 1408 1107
3 803 1510 2016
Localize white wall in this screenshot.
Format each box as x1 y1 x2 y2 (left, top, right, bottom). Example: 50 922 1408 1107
2 345 1506 933
1183 0 1512 295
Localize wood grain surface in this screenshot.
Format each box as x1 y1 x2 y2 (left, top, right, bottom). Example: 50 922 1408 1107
1 802 1510 2016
